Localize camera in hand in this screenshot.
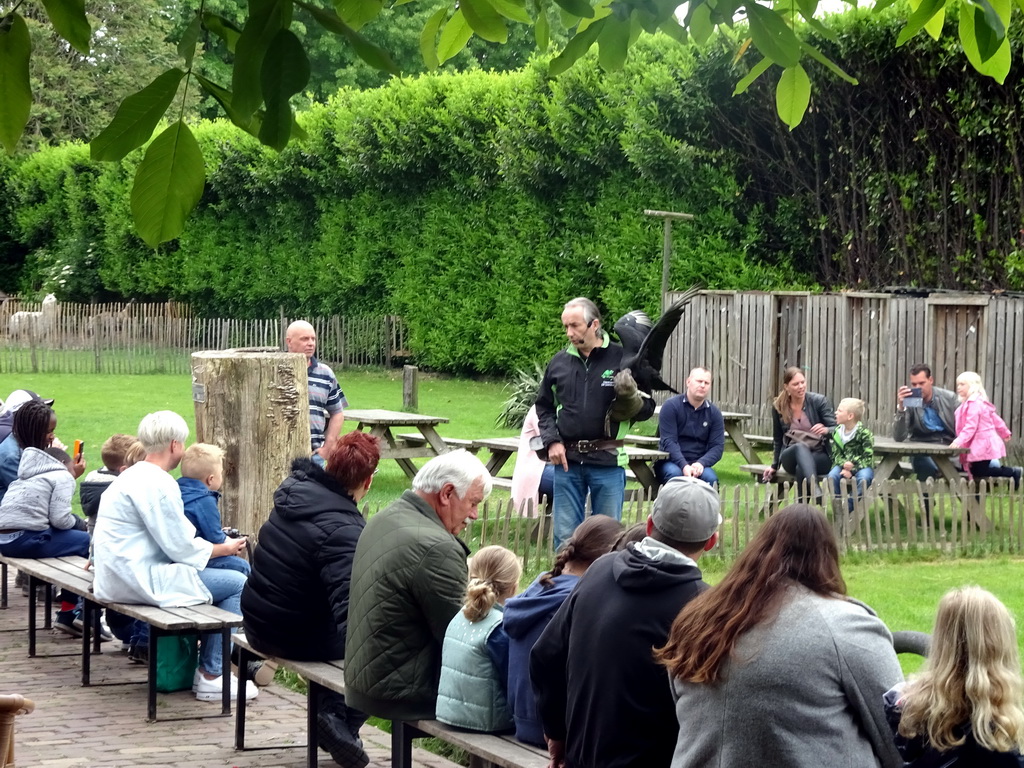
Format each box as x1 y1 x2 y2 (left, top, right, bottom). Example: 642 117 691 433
903 387 924 409
223 527 243 538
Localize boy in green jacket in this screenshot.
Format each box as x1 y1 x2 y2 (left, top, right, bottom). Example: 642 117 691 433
828 398 875 512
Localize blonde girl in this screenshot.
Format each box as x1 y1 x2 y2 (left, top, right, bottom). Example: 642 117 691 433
436 545 522 732
885 586 1024 766
950 371 1022 487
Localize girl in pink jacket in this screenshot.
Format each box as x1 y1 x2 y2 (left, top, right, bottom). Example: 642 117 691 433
951 371 1022 487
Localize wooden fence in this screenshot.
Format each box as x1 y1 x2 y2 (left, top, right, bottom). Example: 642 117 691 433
464 478 1024 568
662 290 1024 459
0 299 408 375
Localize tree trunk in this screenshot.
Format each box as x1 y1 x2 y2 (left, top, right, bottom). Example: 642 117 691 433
190 350 310 543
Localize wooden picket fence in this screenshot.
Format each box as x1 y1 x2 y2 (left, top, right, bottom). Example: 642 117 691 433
457 477 1024 568
0 299 408 374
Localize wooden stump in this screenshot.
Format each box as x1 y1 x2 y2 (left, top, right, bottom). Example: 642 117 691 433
191 350 310 542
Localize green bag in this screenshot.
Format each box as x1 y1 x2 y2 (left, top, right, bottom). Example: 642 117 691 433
156 633 199 693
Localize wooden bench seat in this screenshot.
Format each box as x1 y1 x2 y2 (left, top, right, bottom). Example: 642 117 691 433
0 553 240 721
395 433 480 452
233 633 548 768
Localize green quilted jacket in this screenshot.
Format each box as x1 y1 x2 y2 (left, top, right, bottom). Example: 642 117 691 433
344 490 470 720
828 423 875 471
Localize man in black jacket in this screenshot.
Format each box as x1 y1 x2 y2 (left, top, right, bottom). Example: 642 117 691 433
530 477 721 768
535 297 655 550
241 431 379 768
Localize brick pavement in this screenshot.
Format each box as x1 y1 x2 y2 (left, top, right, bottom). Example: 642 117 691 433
0 570 458 768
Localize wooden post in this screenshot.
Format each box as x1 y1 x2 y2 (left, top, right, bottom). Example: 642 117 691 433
191 350 310 543
403 365 418 411
644 209 694 311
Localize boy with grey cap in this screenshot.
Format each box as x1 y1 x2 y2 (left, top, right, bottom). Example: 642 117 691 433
531 476 720 768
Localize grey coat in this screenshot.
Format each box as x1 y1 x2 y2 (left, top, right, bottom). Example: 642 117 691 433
669 586 903 768
0 447 77 531
893 386 957 443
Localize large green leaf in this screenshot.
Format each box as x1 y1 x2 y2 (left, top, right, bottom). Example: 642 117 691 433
438 8 473 62
40 0 91 55
745 3 801 68
233 0 291 120
800 40 858 84
335 0 382 30
548 16 605 75
259 29 310 150
90 68 186 162
733 56 771 95
462 0 509 42
535 8 551 47
907 0 947 39
177 10 202 67
130 121 206 248
689 2 714 45
776 63 811 130
658 18 688 43
960 0 1010 81
0 13 31 156
895 0 947 45
297 0 400 72
203 13 243 53
194 74 255 132
552 0 595 21
420 6 447 68
597 15 630 70
488 0 532 25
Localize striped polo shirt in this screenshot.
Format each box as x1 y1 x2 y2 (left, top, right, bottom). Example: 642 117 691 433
307 356 348 450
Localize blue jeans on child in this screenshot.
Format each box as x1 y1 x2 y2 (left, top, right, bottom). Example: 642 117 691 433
0 527 90 558
828 466 874 511
196 567 246 678
205 555 251 576
552 463 625 551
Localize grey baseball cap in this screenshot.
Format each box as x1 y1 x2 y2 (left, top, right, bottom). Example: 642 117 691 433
651 476 722 542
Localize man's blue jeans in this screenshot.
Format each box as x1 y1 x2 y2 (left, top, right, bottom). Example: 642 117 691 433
552 463 625 550
196 567 246 677
0 527 89 558
655 460 719 487
827 466 874 512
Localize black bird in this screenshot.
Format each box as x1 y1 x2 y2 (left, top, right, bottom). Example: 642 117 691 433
613 286 701 393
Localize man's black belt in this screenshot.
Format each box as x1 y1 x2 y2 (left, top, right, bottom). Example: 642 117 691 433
565 439 625 453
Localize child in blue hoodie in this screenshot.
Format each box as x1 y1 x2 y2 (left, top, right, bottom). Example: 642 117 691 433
177 443 249 575
501 515 623 746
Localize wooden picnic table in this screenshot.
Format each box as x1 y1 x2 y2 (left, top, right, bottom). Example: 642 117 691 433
872 437 963 484
344 408 450 479
470 437 668 497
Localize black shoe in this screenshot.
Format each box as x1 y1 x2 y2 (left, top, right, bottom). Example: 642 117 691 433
128 644 149 665
317 710 370 768
1013 467 1023 490
54 611 83 637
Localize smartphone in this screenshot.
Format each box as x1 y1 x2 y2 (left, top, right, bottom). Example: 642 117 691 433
73 440 84 460
904 387 923 409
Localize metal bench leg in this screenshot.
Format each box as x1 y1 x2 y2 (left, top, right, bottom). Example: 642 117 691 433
308 680 321 768
393 720 425 768
148 625 159 722
1 562 7 609
222 628 232 715
81 599 92 686
43 581 52 629
235 645 252 750
27 576 37 657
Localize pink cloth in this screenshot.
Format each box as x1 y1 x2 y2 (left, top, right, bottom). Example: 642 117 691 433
953 395 1011 472
511 406 544 517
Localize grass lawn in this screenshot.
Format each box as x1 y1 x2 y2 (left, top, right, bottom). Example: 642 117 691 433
4 369 1022 673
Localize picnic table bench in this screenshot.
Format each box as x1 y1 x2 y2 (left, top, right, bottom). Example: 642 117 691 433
0 552 241 721
345 409 451 478
233 633 548 768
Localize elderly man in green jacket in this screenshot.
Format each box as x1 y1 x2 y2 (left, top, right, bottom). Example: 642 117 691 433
344 449 492 721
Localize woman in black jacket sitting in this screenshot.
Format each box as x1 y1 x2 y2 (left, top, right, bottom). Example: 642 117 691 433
241 430 380 768
762 366 836 502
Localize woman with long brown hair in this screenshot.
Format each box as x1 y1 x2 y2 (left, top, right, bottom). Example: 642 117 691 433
655 505 903 768
762 366 836 502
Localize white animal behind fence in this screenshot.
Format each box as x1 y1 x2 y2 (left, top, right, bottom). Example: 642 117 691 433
8 294 58 339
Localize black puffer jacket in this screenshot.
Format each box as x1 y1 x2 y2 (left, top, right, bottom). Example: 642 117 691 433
241 458 365 661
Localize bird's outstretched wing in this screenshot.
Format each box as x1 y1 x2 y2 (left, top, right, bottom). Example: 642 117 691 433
613 310 652 358
635 286 701 373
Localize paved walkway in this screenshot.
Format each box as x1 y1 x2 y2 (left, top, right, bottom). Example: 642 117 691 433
0 570 458 768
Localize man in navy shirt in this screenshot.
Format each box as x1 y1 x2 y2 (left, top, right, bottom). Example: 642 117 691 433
655 367 724 486
893 363 958 480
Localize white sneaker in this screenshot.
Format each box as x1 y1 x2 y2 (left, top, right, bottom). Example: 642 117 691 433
193 670 258 702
